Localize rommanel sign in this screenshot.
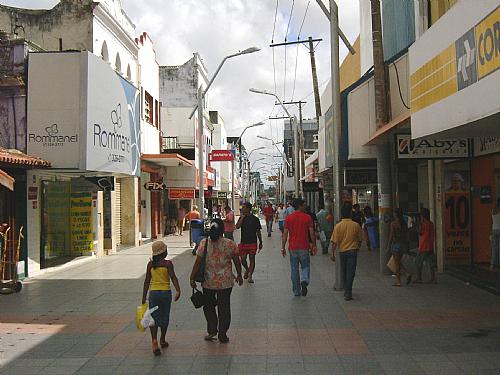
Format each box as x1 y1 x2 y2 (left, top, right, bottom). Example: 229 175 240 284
27 52 140 176
396 135 470 159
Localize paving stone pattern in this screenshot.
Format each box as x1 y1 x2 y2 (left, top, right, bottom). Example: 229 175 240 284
1 223 500 374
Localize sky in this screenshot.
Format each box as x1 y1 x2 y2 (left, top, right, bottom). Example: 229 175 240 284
1 0 360 183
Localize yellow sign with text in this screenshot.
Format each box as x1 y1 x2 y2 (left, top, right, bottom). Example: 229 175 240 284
475 7 500 80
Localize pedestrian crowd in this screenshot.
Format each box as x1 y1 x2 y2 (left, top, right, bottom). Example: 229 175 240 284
139 198 438 355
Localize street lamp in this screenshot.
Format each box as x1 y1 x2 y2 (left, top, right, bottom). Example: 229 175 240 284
250 88 300 198
250 157 265 171
187 47 260 217
247 146 266 158
231 121 265 209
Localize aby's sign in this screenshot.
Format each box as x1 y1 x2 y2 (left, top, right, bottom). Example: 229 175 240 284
396 135 469 159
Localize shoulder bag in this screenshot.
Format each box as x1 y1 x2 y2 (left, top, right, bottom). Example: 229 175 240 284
193 237 208 283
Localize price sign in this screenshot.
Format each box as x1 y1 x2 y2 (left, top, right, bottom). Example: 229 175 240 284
444 191 471 259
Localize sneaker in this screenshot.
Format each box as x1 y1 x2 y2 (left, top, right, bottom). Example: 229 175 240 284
301 281 308 296
344 295 353 301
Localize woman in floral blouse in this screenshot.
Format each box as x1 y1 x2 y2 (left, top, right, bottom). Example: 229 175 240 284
190 218 243 343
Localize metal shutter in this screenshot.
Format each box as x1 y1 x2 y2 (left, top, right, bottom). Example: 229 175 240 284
114 178 122 247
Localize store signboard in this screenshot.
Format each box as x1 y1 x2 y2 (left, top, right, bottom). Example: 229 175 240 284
86 53 140 176
474 136 500 156
344 169 377 186
396 135 469 159
409 2 500 138
70 192 93 255
169 188 195 199
144 182 167 191
27 52 140 176
217 192 228 199
210 150 235 162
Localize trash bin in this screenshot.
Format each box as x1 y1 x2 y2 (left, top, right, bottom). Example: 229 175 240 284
190 219 204 255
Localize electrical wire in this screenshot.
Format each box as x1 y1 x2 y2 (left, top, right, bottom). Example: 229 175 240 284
291 1 310 101
392 61 410 110
272 0 279 94
284 0 295 101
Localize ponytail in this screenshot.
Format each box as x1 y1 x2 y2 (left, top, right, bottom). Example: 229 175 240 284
209 218 224 241
151 251 166 269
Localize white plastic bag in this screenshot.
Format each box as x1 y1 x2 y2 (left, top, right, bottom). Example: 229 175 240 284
319 231 327 243
140 306 158 328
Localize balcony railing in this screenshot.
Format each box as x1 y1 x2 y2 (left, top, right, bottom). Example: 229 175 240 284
161 136 195 151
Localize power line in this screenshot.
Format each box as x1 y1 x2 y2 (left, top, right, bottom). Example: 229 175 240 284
283 0 295 101
291 1 310 101
271 0 279 94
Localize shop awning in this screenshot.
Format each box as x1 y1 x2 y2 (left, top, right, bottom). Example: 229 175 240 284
364 112 410 146
141 153 193 167
0 147 51 167
0 169 14 191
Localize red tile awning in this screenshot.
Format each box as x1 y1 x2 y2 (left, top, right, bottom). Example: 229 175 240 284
0 147 51 167
364 112 410 146
0 168 14 191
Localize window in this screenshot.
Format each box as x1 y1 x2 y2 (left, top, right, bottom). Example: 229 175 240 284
144 91 153 125
115 53 121 73
428 0 458 27
101 41 109 62
155 100 159 128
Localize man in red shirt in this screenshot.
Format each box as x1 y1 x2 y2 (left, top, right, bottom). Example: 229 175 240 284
262 202 274 237
282 198 317 296
415 208 437 284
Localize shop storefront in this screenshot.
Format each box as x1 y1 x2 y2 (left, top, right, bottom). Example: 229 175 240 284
26 51 141 275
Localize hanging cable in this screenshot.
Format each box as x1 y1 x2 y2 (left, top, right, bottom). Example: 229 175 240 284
271 0 279 94
284 0 295 101
392 61 410 110
291 1 310 101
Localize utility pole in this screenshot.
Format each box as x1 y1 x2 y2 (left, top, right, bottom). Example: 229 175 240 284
370 0 393 274
308 37 322 119
197 86 205 217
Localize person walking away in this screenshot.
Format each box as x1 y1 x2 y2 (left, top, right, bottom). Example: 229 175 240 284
364 206 379 251
330 204 363 301
491 198 500 270
282 198 317 296
415 208 437 284
387 208 411 286
185 205 201 246
352 204 363 227
236 202 263 283
284 201 295 217
276 203 286 233
177 206 186 236
223 205 236 240
317 205 334 254
142 241 181 356
190 219 243 343
263 202 274 237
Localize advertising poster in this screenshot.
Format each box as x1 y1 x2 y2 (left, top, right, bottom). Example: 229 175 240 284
444 170 471 259
70 192 94 255
45 181 71 259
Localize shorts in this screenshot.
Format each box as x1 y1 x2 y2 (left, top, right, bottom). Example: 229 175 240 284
149 290 172 328
238 243 257 256
278 220 285 230
415 252 436 269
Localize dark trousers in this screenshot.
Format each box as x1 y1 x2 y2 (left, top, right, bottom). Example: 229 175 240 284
340 250 358 297
203 287 232 335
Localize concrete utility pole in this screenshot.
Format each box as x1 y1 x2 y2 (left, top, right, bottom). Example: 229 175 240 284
197 86 205 215
370 0 393 273
308 37 322 119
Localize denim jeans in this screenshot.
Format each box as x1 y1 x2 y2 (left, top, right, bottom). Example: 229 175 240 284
339 250 358 297
266 220 273 235
289 250 311 296
492 229 500 266
149 290 172 328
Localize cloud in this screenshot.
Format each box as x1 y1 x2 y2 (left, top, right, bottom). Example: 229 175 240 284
0 0 359 181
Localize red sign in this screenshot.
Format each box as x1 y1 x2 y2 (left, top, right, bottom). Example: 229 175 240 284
209 150 235 162
168 189 195 199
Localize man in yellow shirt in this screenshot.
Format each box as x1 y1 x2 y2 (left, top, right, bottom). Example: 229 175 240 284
331 203 363 301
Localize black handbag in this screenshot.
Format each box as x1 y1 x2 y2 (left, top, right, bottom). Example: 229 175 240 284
193 237 208 283
190 287 205 309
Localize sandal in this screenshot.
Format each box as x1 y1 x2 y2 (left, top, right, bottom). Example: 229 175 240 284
152 340 161 356
248 277 254 284
204 333 217 341
243 270 249 279
160 341 169 348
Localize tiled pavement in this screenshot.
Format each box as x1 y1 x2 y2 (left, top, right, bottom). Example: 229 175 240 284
1 223 500 374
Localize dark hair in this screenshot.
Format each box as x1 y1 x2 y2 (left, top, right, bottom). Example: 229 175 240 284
353 203 360 210
394 207 403 221
421 207 430 221
225 205 231 210
363 206 373 217
209 218 224 241
244 202 252 211
292 198 305 210
342 203 352 219
152 251 167 269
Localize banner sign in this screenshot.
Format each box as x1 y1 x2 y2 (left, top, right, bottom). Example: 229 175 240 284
444 170 471 259
396 135 469 159
217 191 228 199
209 150 235 162
168 188 195 199
70 192 93 255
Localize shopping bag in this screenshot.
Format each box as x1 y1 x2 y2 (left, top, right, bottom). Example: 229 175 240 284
136 304 147 332
386 255 397 274
319 231 327 243
140 306 159 329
